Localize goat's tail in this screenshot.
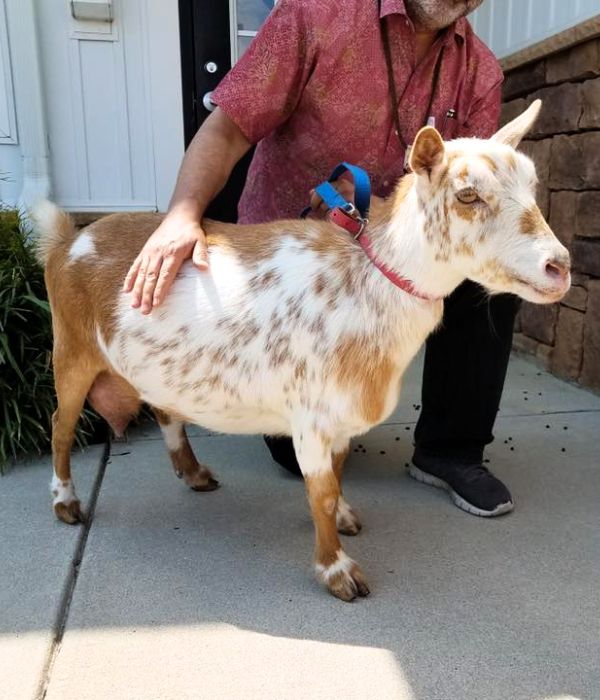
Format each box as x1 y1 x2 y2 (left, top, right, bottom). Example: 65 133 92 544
31 200 75 267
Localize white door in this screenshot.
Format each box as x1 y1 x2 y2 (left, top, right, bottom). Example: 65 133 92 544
36 0 184 212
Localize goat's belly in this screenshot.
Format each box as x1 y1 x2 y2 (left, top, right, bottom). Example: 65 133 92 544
148 396 291 436
101 343 293 435
136 377 290 435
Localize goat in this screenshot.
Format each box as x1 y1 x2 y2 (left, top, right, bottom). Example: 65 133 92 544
35 101 570 601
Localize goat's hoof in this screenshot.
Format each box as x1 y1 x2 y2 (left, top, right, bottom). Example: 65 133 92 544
54 500 85 525
187 473 220 492
336 499 362 536
318 554 370 602
328 564 370 602
337 520 362 536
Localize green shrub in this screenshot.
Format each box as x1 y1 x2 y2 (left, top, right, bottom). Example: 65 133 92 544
0 208 97 472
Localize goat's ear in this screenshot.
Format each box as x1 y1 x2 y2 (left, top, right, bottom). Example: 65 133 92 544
492 99 542 149
410 127 446 181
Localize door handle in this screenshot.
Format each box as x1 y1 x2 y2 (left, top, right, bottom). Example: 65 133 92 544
203 92 216 112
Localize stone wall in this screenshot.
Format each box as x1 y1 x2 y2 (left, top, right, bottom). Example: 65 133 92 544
501 37 600 392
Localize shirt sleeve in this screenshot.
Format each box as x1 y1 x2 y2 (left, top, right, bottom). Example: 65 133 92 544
456 77 503 140
211 0 316 144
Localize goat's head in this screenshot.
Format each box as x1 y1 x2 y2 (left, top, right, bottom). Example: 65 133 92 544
408 100 570 304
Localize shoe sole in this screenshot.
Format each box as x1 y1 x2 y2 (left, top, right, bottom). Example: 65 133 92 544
408 464 514 518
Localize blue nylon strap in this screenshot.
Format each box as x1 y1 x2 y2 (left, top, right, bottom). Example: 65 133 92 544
314 181 350 212
327 162 371 218
300 162 372 220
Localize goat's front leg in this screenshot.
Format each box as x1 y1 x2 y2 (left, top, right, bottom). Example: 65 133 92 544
332 444 362 536
294 429 370 601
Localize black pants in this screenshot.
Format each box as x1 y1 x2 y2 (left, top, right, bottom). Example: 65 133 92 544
265 281 520 472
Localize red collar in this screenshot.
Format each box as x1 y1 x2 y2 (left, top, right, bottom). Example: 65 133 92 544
328 207 440 302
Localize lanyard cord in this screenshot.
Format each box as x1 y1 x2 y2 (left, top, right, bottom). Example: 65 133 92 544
378 1 446 149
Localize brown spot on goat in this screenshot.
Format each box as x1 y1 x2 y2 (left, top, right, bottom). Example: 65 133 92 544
520 206 548 236
479 154 498 173
505 152 517 171
454 239 475 258
333 337 395 423
452 201 477 223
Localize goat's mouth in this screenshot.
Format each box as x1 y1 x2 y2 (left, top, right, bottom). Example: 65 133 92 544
511 274 570 303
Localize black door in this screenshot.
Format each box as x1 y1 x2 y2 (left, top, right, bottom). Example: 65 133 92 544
178 0 275 222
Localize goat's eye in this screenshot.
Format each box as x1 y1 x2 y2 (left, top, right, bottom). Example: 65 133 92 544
456 188 480 204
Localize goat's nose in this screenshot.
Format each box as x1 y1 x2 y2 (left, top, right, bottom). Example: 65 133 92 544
544 256 571 281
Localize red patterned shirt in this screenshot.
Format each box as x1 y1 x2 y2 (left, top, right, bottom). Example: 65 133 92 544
212 0 503 224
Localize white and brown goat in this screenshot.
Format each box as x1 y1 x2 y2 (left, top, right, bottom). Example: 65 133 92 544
36 101 570 601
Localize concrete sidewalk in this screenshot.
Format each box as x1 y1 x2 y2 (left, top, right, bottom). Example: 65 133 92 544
2 353 600 700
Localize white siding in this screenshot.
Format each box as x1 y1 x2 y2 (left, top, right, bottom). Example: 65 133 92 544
37 0 175 211
470 0 600 59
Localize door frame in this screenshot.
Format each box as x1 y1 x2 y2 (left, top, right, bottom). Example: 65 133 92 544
176 0 257 222
177 0 232 147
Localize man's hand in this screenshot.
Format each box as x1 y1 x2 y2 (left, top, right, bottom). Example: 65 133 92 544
309 177 355 219
123 214 208 315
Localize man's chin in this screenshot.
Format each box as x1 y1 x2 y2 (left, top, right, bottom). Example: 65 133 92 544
407 0 485 32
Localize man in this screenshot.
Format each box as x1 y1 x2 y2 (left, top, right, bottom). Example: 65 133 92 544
124 0 517 517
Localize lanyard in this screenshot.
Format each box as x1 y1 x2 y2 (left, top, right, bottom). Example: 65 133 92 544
378 1 446 152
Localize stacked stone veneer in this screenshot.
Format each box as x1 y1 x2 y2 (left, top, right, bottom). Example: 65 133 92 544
500 37 600 392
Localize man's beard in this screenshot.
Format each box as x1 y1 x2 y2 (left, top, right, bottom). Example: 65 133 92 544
404 0 485 31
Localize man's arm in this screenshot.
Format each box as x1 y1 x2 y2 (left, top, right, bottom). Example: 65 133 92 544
456 78 503 139
123 108 251 315
125 0 315 314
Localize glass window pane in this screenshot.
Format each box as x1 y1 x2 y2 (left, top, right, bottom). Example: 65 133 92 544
237 34 255 59
236 0 274 31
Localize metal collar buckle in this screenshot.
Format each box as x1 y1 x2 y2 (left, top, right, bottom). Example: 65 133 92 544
353 217 369 240
340 202 369 239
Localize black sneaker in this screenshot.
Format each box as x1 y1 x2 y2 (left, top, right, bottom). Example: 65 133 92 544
409 447 514 517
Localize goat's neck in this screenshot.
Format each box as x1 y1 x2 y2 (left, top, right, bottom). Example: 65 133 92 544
366 179 465 301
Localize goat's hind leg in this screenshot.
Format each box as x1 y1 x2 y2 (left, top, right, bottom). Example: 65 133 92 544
153 409 219 491
295 428 369 601
51 354 101 524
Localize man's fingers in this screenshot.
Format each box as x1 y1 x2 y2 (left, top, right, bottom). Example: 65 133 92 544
152 257 179 308
139 256 164 314
130 257 150 308
192 238 209 269
309 189 323 211
123 256 142 293
337 180 355 201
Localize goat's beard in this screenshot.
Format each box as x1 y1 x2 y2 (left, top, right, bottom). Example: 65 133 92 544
404 0 485 31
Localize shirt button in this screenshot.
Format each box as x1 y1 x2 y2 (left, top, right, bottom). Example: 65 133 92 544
383 180 389 187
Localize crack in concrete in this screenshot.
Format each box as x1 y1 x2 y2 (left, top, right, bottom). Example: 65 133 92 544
35 437 111 700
